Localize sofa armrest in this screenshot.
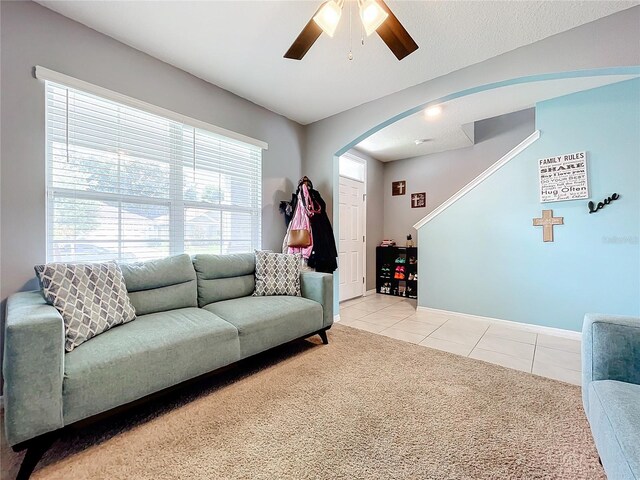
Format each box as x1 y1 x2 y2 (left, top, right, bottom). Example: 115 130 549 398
300 272 333 328
3 292 65 446
582 313 640 413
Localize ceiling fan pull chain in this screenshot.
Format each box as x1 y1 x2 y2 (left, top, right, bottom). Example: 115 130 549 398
360 2 365 46
348 0 353 60
193 128 196 182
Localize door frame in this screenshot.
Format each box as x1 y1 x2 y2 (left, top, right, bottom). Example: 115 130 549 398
338 152 367 301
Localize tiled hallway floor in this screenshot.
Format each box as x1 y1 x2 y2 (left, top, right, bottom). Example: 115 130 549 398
339 294 582 385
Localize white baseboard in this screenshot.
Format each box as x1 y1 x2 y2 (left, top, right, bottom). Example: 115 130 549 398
333 314 341 323
416 306 582 341
364 289 376 296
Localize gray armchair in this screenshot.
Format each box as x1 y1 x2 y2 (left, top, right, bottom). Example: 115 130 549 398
582 313 640 480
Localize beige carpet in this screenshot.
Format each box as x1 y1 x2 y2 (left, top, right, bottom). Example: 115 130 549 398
2 324 603 480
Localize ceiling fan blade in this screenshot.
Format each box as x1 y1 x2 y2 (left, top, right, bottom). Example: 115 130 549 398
375 0 419 60
284 16 323 60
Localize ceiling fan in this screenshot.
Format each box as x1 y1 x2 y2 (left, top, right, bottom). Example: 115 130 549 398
284 0 418 61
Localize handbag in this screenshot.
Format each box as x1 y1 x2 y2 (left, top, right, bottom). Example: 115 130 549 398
288 229 311 247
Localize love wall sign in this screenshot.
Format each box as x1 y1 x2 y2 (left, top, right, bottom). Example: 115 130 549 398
589 193 620 214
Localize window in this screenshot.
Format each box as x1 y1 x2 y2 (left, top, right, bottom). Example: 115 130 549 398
45 81 262 263
339 153 366 182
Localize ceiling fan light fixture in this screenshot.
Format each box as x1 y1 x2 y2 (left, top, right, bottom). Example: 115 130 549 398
358 0 389 36
284 0 418 61
313 0 344 38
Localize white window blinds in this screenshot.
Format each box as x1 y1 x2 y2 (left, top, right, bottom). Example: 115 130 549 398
46 82 262 263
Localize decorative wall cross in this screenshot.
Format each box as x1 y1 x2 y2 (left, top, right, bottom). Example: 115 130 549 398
392 181 406 196
533 209 564 242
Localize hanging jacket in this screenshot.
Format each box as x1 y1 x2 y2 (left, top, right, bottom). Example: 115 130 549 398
306 189 338 273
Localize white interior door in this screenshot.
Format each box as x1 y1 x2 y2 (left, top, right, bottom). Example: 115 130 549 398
338 176 365 302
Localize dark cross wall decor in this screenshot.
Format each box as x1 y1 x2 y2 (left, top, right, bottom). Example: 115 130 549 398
392 181 406 196
411 192 426 208
533 209 564 242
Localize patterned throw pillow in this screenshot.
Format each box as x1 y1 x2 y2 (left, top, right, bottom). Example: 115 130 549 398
253 251 301 297
34 262 136 352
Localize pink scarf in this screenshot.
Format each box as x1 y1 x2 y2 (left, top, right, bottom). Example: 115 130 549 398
287 184 314 259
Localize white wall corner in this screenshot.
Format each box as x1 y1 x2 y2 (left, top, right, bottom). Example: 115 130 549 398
413 130 540 230
416 306 582 340
461 122 475 144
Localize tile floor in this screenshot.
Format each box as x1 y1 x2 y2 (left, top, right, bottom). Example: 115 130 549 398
339 294 582 385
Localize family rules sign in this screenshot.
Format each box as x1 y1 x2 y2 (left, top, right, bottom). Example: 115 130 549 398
538 151 589 203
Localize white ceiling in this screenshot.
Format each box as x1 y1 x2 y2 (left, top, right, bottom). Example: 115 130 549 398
355 74 638 162
37 1 638 125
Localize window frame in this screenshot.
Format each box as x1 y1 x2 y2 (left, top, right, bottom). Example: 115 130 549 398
40 68 266 263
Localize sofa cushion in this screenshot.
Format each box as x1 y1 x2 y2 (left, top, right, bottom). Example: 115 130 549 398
588 380 640 480
253 250 301 297
120 254 197 315
34 262 136 352
63 307 240 424
203 296 323 358
192 253 255 307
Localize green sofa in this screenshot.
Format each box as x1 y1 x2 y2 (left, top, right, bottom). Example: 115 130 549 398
3 253 333 478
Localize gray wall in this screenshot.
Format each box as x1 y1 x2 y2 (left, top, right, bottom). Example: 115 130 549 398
345 149 384 291
0 0 304 303
1 1 639 386
343 110 534 292
383 109 535 242
0 0 305 391
304 8 640 219
302 6 640 310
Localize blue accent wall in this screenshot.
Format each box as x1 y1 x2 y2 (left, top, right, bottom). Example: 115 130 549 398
418 79 640 331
